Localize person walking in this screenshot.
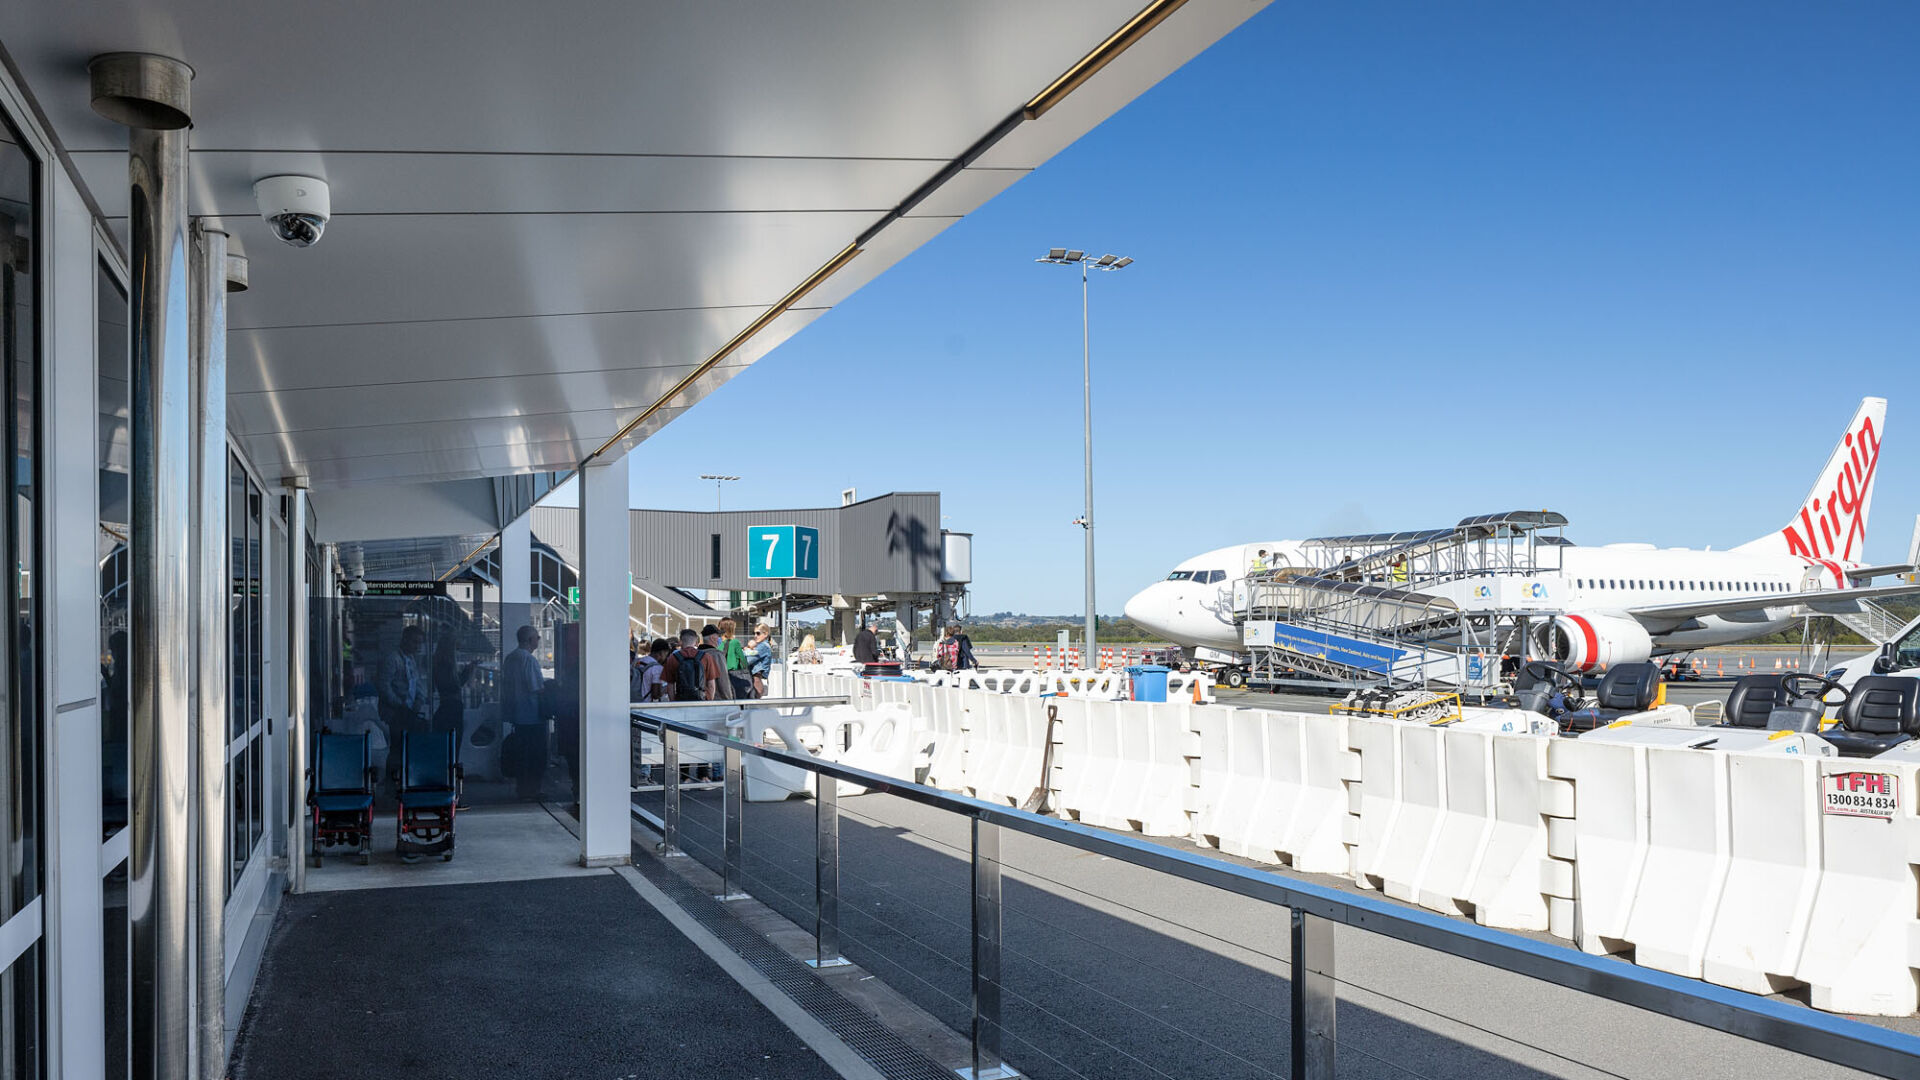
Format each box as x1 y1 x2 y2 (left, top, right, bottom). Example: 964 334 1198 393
662 629 705 702
501 625 547 800
377 626 428 788
699 625 735 701
950 624 978 671
935 626 959 671
749 623 775 697
632 637 670 703
719 617 754 698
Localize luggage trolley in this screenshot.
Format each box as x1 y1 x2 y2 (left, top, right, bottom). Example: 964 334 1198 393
397 731 462 862
308 732 376 866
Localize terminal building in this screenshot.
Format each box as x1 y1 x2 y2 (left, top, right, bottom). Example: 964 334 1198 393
0 3 1270 1078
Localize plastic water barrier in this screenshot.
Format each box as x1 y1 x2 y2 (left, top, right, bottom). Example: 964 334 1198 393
962 689 1054 807
709 673 1920 1016
1052 698 1193 835
1547 741 1920 1015
1190 708 1352 875
1344 718 1556 932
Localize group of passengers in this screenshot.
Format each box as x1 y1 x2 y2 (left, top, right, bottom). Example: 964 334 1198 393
631 618 774 703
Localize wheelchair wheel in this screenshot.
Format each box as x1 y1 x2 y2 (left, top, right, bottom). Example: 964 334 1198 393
441 853 453 862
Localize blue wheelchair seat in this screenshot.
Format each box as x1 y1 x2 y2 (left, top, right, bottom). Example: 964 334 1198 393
315 792 373 813
397 731 462 860
310 732 376 866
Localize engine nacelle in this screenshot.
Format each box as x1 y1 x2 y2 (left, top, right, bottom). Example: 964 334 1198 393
1534 613 1653 672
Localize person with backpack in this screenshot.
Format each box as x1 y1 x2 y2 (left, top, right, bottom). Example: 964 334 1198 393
662 629 706 702
633 637 671 702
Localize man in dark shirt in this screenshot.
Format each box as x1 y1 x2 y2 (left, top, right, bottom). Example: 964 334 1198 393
853 620 879 665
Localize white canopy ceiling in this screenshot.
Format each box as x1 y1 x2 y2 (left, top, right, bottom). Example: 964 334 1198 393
2 1 1267 516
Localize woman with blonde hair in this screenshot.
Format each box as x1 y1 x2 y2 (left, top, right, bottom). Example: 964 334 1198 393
796 633 821 665
749 623 775 697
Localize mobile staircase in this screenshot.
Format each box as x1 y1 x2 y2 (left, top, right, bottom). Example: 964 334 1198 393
1243 511 1569 691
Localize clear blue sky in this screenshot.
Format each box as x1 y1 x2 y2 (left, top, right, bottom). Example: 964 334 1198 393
594 2 1920 614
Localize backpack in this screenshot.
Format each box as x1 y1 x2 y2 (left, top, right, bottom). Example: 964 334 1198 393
673 650 703 701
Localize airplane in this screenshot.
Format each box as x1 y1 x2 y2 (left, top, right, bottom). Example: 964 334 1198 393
1124 397 1920 674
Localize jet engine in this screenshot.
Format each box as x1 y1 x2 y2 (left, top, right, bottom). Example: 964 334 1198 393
1534 613 1653 672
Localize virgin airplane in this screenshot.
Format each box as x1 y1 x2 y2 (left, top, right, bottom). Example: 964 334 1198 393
1124 397 1919 671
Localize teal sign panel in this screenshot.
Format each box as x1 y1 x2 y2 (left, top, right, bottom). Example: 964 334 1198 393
747 524 819 579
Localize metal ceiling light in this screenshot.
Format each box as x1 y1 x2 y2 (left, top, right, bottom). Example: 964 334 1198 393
1024 0 1191 120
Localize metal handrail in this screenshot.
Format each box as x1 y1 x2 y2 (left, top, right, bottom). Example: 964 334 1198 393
629 707 1920 1079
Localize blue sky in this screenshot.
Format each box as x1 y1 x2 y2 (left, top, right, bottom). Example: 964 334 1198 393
597 2 1920 614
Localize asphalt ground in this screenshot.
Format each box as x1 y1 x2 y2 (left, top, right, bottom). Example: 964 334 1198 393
638 787 1911 1080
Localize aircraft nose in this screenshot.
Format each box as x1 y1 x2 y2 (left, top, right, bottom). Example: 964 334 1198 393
1123 582 1167 631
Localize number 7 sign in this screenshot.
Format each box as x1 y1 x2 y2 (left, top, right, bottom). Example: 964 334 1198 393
747 524 820 580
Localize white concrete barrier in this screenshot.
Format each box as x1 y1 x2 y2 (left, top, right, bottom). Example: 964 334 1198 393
1055 699 1193 835
1701 753 1822 996
1345 719 1558 932
1166 671 1216 704
965 690 1052 807
1793 758 1920 1015
1191 709 1351 874
920 684 968 791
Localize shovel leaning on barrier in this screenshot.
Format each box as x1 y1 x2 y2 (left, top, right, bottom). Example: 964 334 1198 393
1022 703 1061 814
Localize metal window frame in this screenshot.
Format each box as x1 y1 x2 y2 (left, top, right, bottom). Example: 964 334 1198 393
633 707 1920 1080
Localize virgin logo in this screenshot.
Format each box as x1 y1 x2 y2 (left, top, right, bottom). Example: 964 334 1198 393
1783 417 1878 561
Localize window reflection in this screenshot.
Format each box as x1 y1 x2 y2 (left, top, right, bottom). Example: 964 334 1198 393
98 261 129 840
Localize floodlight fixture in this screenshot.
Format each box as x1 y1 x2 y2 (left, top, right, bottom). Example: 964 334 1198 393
1049 247 1067 260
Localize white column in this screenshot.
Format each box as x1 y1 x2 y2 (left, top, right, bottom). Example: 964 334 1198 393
576 455 630 866
282 485 307 897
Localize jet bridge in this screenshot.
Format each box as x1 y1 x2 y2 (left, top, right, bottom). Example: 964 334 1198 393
1243 510 1570 689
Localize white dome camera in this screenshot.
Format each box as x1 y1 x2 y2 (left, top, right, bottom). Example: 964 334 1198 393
254 175 330 247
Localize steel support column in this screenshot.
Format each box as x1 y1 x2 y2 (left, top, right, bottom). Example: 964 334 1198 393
718 745 747 900
576 455 631 865
1290 909 1337 1080
966 818 1016 1079
808 776 848 968
283 481 308 898
94 51 196 1080
189 221 231 1080
660 729 683 857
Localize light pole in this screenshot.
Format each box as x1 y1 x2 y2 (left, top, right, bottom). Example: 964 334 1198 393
1036 249 1133 663
700 474 740 512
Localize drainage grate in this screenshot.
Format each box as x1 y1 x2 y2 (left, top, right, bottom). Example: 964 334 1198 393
631 851 959 1080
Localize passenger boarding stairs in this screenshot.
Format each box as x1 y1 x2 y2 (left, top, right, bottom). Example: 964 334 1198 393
1244 511 1567 689
1826 597 1905 645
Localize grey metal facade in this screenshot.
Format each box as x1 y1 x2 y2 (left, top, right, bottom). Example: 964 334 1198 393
531 492 943 596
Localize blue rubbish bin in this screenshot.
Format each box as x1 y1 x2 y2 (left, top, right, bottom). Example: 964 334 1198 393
1127 664 1169 703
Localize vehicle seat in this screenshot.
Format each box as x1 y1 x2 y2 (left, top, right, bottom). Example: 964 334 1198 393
1824 676 1920 759
1721 674 1786 729
1512 662 1568 715
1559 662 1662 734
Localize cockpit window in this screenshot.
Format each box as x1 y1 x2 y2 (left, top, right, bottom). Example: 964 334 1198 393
1206 570 1225 583
1167 571 1192 581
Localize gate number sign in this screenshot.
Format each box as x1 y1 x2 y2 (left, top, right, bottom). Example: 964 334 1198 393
1823 771 1900 819
748 524 819 580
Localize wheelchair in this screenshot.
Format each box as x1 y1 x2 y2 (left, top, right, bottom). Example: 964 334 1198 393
309 732 376 866
397 731 463 862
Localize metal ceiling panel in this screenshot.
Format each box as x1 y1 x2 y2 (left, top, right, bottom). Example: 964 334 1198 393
1 0 1274 507
69 149 945 220
224 304 767 393
217 209 874 330
9 2 1142 156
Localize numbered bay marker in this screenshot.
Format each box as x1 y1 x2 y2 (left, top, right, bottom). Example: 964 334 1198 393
747 524 820 579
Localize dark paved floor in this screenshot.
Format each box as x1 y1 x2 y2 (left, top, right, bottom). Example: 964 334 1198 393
230 873 838 1080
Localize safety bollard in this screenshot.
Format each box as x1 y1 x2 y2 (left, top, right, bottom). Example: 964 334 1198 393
966 818 1014 1080
718 744 748 900
1290 909 1337 1080
809 775 849 968
661 728 685 858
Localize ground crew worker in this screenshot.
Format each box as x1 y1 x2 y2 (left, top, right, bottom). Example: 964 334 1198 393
1250 549 1269 574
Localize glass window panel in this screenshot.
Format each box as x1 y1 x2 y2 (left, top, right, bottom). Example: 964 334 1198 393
1 109 40 922
103 861 127 1078
3 943 43 1078
247 482 263 854
98 262 129 842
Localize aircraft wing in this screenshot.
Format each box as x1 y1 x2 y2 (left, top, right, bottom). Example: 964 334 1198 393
1845 563 1916 581
1627 581 1920 623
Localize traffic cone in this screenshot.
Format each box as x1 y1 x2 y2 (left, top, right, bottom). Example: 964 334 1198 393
1774 658 1783 671
1717 659 1724 676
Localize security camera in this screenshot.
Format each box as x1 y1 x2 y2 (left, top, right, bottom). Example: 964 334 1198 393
254 175 329 247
